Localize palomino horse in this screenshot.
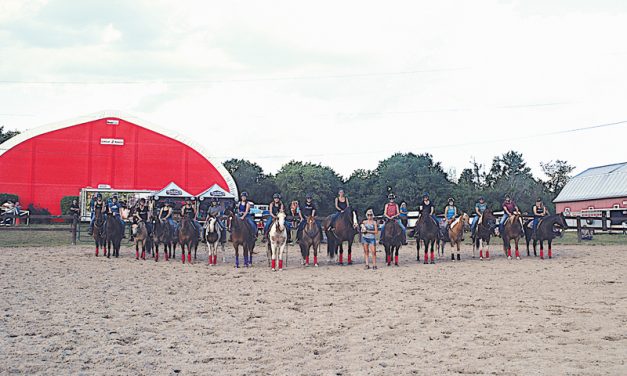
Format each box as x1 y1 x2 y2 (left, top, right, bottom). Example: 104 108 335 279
178 217 199 264
472 208 497 260
382 219 403 266
448 213 470 261
131 221 149 260
323 208 358 265
92 209 106 257
152 218 174 262
416 214 439 264
502 213 524 260
227 211 256 268
524 213 567 259
268 212 288 271
299 216 322 267
105 215 123 258
205 217 224 266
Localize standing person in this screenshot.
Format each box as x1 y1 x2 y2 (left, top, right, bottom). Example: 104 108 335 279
471 196 487 237
88 194 105 235
532 198 550 236
237 192 257 237
69 199 80 227
361 209 378 270
206 198 227 243
443 198 458 228
499 194 520 235
379 193 407 245
297 194 321 241
399 201 409 228
329 189 350 231
181 198 203 240
264 193 289 242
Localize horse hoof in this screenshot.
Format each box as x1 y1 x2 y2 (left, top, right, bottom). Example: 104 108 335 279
314 263 319 267
395 263 399 267
479 257 483 261
272 268 276 272
516 257 521 260
508 256 512 260
347 261 353 266
430 261 435 264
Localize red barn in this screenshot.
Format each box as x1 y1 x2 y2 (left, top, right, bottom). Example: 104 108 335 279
0 111 238 215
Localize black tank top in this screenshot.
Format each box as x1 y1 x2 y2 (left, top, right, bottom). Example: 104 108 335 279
337 198 348 211
271 202 283 215
137 206 148 221
94 202 103 211
535 206 544 215
184 205 195 219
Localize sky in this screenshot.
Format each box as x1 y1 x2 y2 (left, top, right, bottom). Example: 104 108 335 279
1 0 626 179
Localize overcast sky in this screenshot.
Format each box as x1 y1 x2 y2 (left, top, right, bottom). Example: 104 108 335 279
1 0 626 179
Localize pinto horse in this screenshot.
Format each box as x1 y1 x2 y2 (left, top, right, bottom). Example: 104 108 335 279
131 221 149 260
472 208 497 260
178 217 199 264
502 213 524 260
323 208 358 265
268 212 288 271
205 217 224 266
152 218 174 262
92 209 106 257
104 215 123 258
416 214 439 264
524 213 567 259
227 211 256 268
382 219 403 266
299 216 322 267
448 213 470 261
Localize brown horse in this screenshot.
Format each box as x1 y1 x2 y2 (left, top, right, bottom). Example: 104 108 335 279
178 217 199 264
472 208 497 260
323 208 358 265
448 213 470 261
227 211 256 268
152 218 174 262
299 216 322 267
502 213 524 260
382 219 403 266
416 214 439 264
92 209 105 257
131 221 149 260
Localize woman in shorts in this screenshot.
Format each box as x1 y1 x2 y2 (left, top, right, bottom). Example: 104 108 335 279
361 209 378 270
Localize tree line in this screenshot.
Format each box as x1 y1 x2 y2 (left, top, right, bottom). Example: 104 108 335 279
224 151 574 217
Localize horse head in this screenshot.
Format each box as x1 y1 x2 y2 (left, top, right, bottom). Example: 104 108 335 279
207 217 216 233
276 211 286 232
461 213 471 231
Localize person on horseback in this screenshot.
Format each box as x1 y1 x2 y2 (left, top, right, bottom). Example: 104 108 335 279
237 192 257 236
361 209 378 270
264 193 291 242
106 195 126 237
471 196 487 237
88 193 106 235
379 193 407 245
297 193 321 241
443 198 459 229
532 198 550 237
329 189 351 231
419 193 437 222
499 194 521 235
206 197 227 243
133 198 152 235
159 200 177 229
181 197 203 240
399 201 409 228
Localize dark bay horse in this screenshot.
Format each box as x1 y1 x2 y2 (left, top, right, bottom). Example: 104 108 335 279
472 208 497 260
382 219 403 266
524 213 567 259
178 217 199 264
299 216 322 267
105 215 123 258
323 208 358 265
502 213 524 260
92 209 105 257
227 211 256 268
416 214 439 264
152 218 174 262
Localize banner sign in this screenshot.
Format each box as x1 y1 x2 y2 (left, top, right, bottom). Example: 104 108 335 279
100 138 125 146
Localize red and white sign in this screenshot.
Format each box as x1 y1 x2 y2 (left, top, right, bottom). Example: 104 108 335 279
100 138 125 146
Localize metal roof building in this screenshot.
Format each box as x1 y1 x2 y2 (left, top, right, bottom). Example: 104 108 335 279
554 162 627 214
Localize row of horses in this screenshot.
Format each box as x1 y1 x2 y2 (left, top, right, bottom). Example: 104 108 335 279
90 206 568 268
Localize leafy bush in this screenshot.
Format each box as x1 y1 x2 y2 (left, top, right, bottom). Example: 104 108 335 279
0 193 19 205
28 204 51 224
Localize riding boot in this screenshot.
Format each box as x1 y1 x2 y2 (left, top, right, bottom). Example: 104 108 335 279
278 260 283 270
272 259 276 270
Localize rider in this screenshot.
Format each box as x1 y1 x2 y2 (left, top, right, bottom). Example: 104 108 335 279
181 197 203 240
264 193 290 242
88 193 106 235
237 192 257 236
107 195 126 237
379 193 407 245
205 197 227 243
329 189 351 231
132 198 152 235
532 198 550 236
159 200 177 229
443 198 459 228
419 193 437 222
297 193 322 241
499 194 521 235
399 201 409 228
471 196 488 237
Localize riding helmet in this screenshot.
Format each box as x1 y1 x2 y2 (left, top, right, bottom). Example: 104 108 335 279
306 193 313 199
479 196 485 201
96 193 102 199
448 197 455 203
505 194 511 199
388 193 396 200
273 193 281 199
241 192 248 197
423 192 430 199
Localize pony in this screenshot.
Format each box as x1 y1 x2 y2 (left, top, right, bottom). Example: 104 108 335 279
447 213 470 261
205 217 224 266
178 216 199 264
382 219 403 266
227 210 256 268
416 213 439 264
152 218 174 262
323 208 358 265
92 209 106 257
268 212 288 271
502 212 524 260
524 213 567 259
131 220 149 260
472 208 497 260
104 214 123 258
299 215 322 267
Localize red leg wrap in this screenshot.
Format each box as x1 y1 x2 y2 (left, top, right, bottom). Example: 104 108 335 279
548 248 552 259
540 248 544 259
395 255 399 265
279 260 283 269
339 254 343 264
479 250 483 258
305 256 309 265
347 254 352 264
182 253 185 263
515 249 520 258
272 259 276 269
507 248 512 258
188 253 192 263
314 256 318 265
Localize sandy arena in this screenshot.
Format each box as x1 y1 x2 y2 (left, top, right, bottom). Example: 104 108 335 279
1 243 625 375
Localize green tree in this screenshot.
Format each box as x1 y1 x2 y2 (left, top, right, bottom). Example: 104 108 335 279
485 150 532 187
274 161 344 215
540 160 575 195
223 159 277 203
0 126 20 144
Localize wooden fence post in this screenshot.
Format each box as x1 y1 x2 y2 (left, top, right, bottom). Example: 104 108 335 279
576 217 582 243
71 216 78 245
601 211 608 232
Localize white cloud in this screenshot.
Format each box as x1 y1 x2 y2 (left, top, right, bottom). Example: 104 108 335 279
101 23 122 44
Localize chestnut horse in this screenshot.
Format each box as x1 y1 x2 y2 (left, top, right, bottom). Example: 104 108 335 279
448 213 470 261
502 213 524 260
299 216 322 267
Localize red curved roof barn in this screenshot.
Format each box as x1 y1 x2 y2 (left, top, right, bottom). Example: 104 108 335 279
0 111 238 215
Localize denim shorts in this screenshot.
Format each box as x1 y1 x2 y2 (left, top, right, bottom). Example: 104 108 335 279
362 237 376 245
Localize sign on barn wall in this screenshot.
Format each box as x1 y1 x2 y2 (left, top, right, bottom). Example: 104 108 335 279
100 138 125 146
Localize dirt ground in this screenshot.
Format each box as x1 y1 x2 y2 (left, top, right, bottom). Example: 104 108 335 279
0 242 625 375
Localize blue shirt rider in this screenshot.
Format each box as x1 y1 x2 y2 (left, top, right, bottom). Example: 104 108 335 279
88 193 106 235
107 195 126 234
471 196 488 235
237 192 257 236
159 200 177 229
443 198 458 228
379 193 407 245
296 193 322 241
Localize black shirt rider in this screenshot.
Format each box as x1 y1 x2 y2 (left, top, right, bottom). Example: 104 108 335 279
301 201 317 218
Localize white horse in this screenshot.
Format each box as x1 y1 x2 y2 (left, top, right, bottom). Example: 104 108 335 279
269 211 288 271
205 217 225 265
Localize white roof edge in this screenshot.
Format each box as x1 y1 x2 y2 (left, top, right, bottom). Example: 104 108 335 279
0 110 238 196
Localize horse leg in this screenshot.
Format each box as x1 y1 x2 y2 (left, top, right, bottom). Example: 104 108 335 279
539 240 544 260
95 241 99 257
430 240 435 264
278 244 285 271
416 239 420 262
347 242 353 265
548 239 553 259
135 243 139 260
338 243 344 265
267 242 272 268
141 242 146 260
188 243 193 264
271 243 277 271
235 245 240 268
423 240 428 264
394 246 399 266
515 239 520 260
